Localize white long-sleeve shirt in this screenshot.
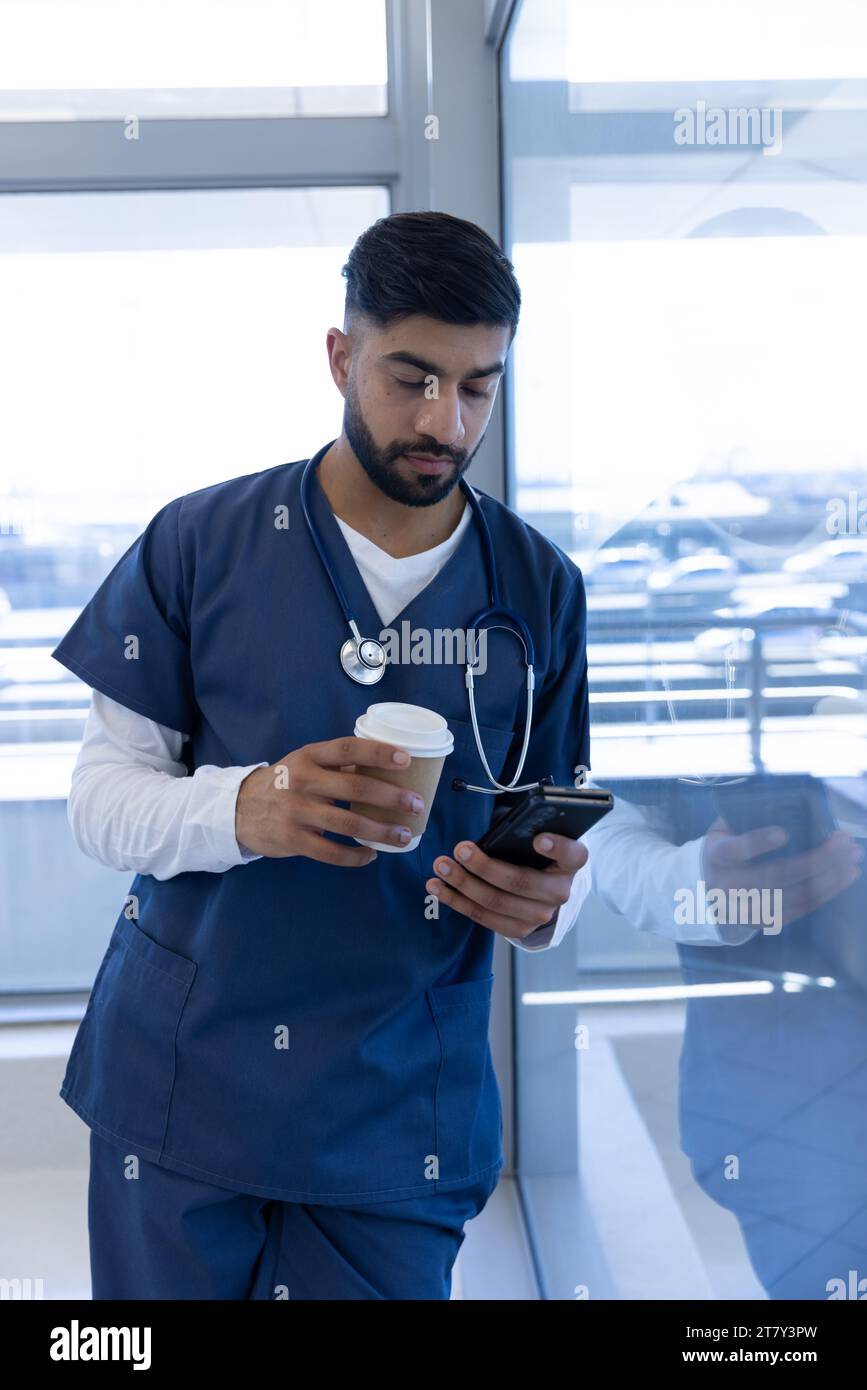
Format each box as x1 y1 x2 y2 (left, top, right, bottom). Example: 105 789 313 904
582 790 758 946
67 495 591 952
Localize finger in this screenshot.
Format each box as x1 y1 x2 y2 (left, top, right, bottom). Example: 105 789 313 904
295 828 378 868
427 845 566 922
710 824 788 865
302 799 417 850
428 859 553 925
780 856 863 925
532 833 589 872
746 833 862 891
425 876 555 936
446 841 571 907
307 737 412 771
303 768 426 819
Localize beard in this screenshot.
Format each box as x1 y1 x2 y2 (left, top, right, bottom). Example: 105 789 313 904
342 377 481 508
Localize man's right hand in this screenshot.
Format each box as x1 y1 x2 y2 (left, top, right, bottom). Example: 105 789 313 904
234 736 425 865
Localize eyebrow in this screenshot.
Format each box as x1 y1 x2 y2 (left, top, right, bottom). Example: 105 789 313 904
380 351 506 382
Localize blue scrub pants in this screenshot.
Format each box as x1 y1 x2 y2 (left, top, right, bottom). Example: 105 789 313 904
88 1132 499 1300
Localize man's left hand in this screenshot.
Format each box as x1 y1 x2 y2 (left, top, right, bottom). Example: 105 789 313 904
426 835 589 939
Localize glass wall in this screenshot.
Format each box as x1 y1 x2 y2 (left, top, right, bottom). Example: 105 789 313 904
503 0 867 1300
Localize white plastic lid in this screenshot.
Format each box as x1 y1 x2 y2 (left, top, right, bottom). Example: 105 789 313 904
354 702 454 757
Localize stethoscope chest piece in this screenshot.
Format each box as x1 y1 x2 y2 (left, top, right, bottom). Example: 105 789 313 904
340 634 387 685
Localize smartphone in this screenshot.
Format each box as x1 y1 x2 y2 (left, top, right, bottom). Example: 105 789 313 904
712 773 837 861
476 785 614 869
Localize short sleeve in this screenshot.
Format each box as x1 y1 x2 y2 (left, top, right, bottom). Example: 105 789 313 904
51 496 198 735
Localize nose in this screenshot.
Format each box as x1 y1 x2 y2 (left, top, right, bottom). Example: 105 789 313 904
413 391 466 450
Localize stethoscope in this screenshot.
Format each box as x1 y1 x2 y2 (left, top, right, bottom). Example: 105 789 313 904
299 448 541 795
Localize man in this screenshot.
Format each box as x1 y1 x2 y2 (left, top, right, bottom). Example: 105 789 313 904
53 211 591 1299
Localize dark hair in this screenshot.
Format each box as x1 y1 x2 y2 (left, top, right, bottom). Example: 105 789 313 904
342 211 521 339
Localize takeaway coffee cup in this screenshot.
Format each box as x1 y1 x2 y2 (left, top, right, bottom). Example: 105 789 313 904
350 702 454 852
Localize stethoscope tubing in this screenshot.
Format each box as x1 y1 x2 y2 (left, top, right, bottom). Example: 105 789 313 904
300 447 540 793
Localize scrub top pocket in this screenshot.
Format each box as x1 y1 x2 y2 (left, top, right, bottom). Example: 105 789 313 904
61 916 197 1160
425 716 517 854
445 715 516 787
426 973 503 1184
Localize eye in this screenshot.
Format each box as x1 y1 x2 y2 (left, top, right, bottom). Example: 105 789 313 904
394 376 490 398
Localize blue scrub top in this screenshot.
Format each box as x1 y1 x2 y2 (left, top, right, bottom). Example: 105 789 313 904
52 444 590 1204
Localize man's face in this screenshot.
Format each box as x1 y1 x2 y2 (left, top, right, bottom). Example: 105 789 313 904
334 315 512 507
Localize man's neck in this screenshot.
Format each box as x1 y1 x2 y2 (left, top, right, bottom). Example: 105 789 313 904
316 438 467 559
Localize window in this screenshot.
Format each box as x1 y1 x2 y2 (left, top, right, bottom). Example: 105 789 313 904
0 0 436 1001
0 185 389 991
0 0 388 119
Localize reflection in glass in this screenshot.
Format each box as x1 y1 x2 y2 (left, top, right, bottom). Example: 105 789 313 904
504 0 867 1300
